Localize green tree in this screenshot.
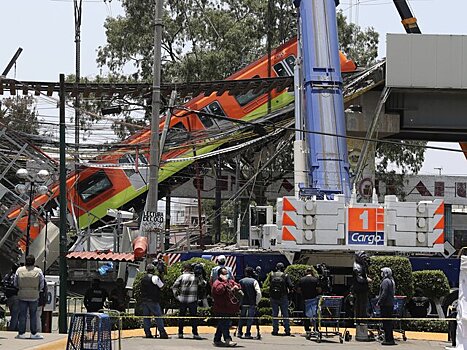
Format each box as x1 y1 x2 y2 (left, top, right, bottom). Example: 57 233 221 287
337 11 379 66
97 2 377 82
376 141 427 199
95 1 379 139
0 96 39 135
97 1 427 201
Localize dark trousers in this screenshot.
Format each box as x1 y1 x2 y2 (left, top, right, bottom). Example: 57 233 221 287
18 300 38 335
141 301 166 336
238 305 256 336
271 296 290 333
7 296 19 331
354 290 368 323
178 301 198 335
381 305 395 343
214 313 232 342
302 304 311 332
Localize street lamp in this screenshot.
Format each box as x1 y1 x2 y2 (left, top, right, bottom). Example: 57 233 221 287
15 168 49 256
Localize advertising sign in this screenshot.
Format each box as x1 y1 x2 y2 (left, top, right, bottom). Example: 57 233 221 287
347 207 385 246
142 211 164 232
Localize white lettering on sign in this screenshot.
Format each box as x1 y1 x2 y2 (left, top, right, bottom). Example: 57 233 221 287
348 231 384 246
359 210 369 230
142 211 164 231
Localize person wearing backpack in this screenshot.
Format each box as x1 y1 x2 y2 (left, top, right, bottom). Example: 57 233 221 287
268 262 293 336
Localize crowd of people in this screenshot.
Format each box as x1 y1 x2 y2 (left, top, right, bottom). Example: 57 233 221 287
1 252 402 347
136 253 400 347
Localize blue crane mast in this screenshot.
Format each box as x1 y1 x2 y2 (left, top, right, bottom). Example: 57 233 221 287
294 0 350 199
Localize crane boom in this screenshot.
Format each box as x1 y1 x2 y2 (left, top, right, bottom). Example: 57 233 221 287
393 0 421 34
295 0 350 199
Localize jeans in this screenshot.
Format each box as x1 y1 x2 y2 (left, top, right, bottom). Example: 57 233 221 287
178 301 198 335
141 301 166 336
303 297 319 332
7 296 19 331
381 305 395 343
271 296 290 334
214 313 232 342
26 306 43 333
237 305 256 336
18 299 38 335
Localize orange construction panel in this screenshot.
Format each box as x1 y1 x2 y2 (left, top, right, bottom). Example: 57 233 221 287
282 212 296 227
348 208 383 232
435 202 445 215
282 227 296 241
434 231 444 245
434 217 444 230
282 197 296 212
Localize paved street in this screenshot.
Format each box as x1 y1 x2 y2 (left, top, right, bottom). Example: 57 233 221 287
0 331 66 350
0 326 451 349
119 333 450 350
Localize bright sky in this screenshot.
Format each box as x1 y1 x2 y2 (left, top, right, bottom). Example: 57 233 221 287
0 0 466 175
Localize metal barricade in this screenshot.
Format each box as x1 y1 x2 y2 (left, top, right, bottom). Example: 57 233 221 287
306 295 344 343
369 296 407 342
66 313 112 350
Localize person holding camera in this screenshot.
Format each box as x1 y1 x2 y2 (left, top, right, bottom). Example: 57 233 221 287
237 267 262 339
172 262 205 340
269 262 293 336
212 267 242 347
297 267 321 337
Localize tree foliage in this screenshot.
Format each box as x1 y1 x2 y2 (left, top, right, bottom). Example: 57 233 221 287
98 2 378 82
95 0 424 196
368 256 414 298
0 96 39 135
98 0 296 82
376 140 427 198
337 11 379 67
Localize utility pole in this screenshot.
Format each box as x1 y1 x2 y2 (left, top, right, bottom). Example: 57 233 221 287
74 0 82 163
266 0 273 114
214 155 222 243
59 74 68 334
145 0 163 255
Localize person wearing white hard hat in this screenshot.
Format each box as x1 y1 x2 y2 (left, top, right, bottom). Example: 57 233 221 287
210 255 233 285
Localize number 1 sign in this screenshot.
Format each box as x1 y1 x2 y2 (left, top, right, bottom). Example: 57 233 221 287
347 207 385 246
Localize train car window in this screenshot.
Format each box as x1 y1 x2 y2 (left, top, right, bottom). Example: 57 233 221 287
77 170 112 202
285 55 296 72
198 109 214 128
118 154 134 164
234 76 265 107
138 154 148 165
273 62 288 77
208 101 226 117
199 101 225 128
166 121 189 142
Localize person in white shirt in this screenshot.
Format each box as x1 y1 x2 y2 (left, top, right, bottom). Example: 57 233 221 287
139 264 169 339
